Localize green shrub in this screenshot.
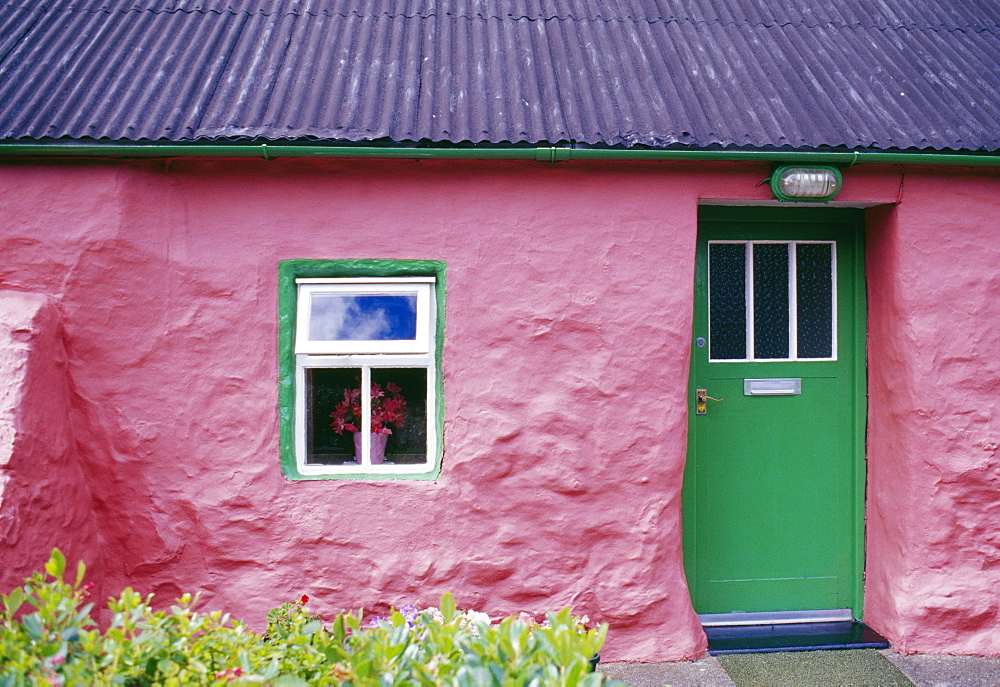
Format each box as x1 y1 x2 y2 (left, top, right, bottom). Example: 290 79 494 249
0 550 623 686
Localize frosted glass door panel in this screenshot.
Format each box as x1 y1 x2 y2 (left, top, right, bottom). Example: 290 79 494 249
708 241 835 362
796 244 834 359
753 243 791 359
708 243 748 360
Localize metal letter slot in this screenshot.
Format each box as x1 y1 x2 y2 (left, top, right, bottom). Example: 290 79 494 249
744 378 802 396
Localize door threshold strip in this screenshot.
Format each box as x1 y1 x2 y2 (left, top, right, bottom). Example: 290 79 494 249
705 621 890 655
700 609 853 627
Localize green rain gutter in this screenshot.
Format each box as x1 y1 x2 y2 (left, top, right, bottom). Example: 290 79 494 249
1 143 999 167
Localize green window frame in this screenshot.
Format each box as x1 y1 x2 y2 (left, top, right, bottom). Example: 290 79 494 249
278 259 446 480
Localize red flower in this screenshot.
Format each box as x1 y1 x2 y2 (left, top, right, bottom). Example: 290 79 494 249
215 667 242 680
300 595 309 604
330 380 407 436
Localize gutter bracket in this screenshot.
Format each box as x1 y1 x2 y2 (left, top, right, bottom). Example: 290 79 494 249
534 147 574 163
534 146 556 163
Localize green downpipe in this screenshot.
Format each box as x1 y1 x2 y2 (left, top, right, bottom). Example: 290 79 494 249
1 143 998 167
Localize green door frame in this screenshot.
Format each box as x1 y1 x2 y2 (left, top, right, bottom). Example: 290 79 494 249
682 205 868 619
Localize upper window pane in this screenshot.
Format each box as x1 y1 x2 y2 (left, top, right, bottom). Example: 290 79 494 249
309 294 418 342
295 279 432 354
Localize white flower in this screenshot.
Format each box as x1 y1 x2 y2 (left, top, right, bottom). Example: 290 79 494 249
462 610 491 625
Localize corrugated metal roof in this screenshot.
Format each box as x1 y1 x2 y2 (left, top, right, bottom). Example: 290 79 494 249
1 0 997 151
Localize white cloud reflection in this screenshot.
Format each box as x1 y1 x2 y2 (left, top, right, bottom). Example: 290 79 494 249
308 294 416 341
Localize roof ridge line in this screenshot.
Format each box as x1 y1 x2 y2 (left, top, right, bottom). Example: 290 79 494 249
51 5 1000 33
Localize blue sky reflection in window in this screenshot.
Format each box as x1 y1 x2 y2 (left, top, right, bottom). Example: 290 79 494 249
308 293 418 341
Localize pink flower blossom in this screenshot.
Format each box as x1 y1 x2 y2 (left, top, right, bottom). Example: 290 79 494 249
330 380 407 436
215 667 243 680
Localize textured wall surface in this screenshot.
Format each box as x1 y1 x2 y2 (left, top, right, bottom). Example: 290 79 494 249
865 171 1000 656
0 158 995 660
0 290 102 594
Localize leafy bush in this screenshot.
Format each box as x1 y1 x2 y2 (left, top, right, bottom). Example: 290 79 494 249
0 550 622 686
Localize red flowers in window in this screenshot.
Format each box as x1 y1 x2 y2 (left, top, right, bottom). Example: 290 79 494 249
330 381 407 435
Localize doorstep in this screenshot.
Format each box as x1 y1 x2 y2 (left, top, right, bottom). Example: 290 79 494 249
705 621 891 655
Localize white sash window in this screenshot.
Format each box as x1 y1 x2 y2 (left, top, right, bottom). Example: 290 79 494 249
293 278 438 476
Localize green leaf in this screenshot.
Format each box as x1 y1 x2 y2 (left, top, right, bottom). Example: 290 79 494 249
487 663 506 685
75 560 87 587
320 644 350 663
45 549 66 580
261 659 280 679
74 602 95 627
354 657 374 679
344 610 363 631
157 658 179 677
332 614 346 643
23 613 43 640
440 593 456 624
3 588 24 617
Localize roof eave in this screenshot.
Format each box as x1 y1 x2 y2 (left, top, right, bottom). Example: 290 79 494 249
1 141 998 167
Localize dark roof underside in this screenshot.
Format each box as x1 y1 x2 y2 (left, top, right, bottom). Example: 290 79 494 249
1 0 998 152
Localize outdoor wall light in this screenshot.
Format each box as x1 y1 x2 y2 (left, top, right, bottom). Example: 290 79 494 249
770 165 842 202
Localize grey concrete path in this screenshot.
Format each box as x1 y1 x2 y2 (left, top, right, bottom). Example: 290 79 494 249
599 655 735 686
880 651 1000 686
598 650 1000 686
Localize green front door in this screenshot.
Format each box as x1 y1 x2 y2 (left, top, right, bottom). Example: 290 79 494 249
683 206 866 618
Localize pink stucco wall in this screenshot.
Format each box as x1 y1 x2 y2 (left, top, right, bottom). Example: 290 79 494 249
0 157 996 660
0 291 102 592
865 171 1000 656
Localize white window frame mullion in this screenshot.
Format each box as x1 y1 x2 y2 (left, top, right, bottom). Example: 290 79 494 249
425 364 437 471
789 242 798 361
831 243 838 361
294 360 308 465
359 365 372 466
745 241 755 361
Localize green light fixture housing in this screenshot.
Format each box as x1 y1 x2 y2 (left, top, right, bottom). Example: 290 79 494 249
770 165 842 202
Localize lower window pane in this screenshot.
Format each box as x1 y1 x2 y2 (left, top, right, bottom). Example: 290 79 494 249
305 367 429 466
306 368 360 465
372 368 428 465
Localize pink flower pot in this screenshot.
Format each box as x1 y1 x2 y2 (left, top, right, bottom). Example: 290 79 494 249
353 432 389 465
